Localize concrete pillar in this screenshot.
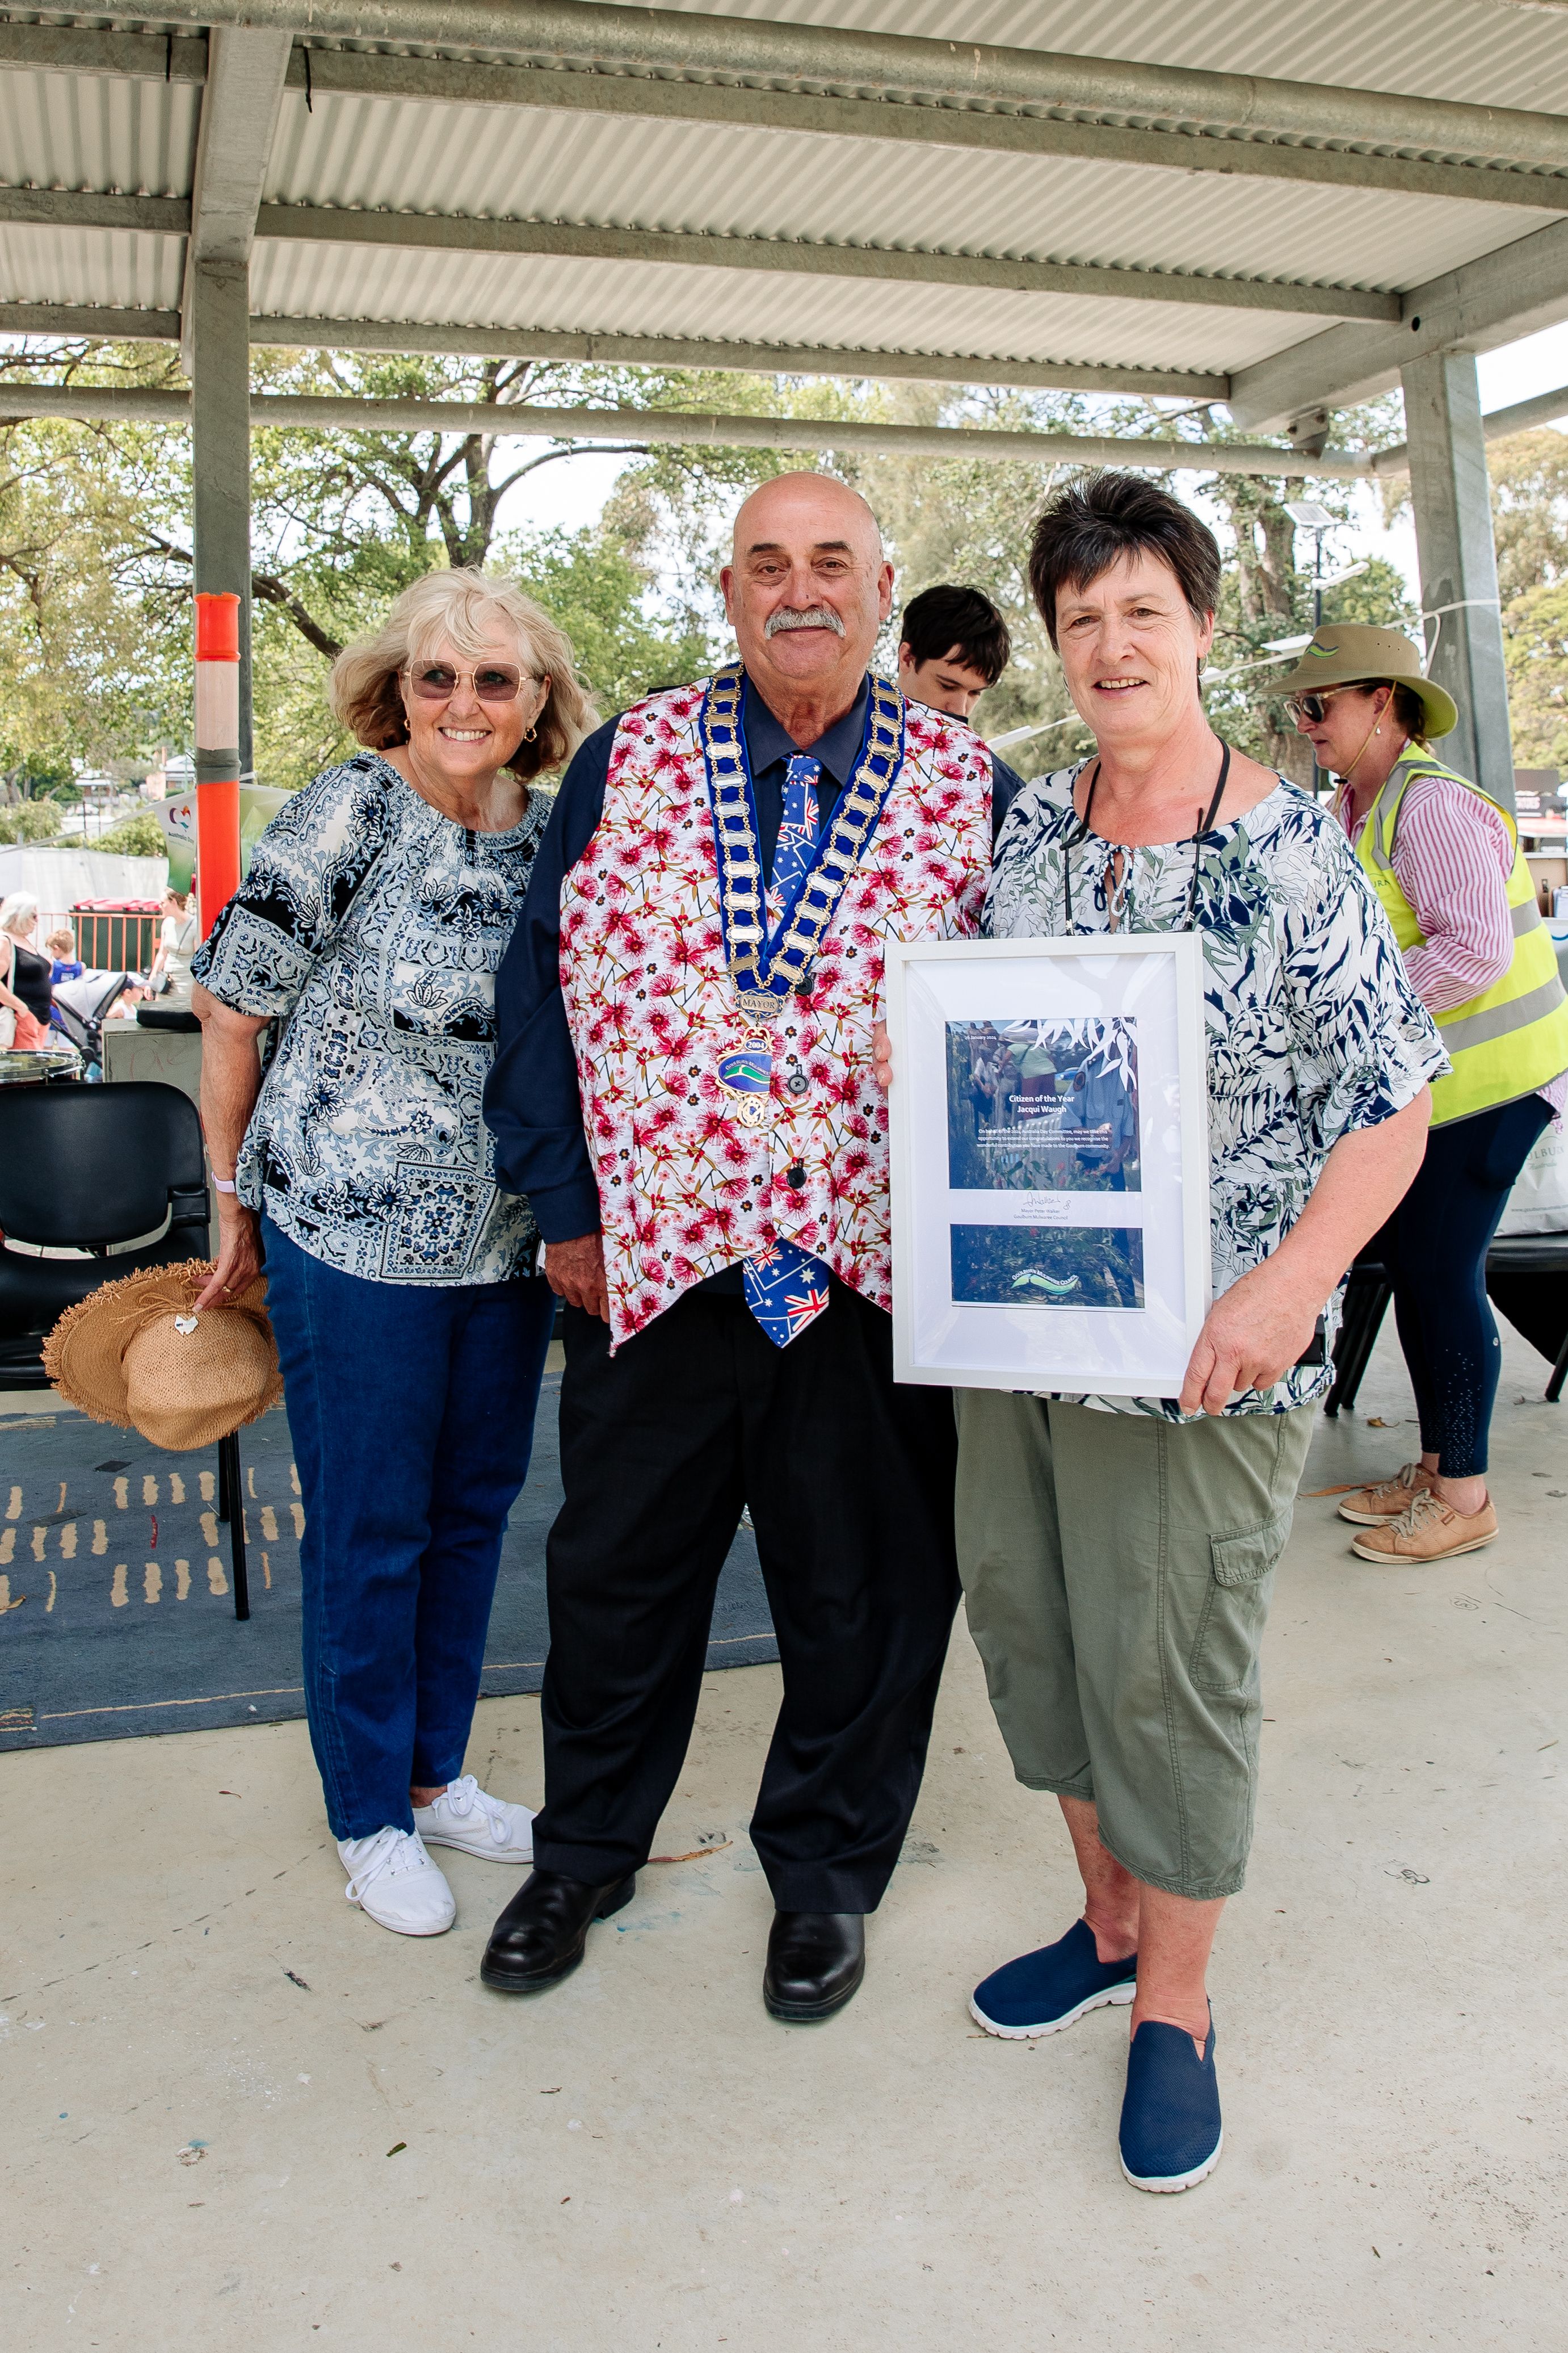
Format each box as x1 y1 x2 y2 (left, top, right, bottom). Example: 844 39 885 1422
190 259 252 777
1399 350 1513 812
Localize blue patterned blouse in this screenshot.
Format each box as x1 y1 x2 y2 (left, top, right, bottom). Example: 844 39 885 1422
192 752 548 1285
986 764 1448 1416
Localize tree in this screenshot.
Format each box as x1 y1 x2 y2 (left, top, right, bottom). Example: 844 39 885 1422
0 338 842 790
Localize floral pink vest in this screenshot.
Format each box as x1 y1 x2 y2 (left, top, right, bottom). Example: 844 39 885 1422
560 674 993 1347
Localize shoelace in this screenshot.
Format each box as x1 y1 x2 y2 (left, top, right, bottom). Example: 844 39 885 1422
432 1773 514 1846
1388 1490 1453 1535
343 1826 430 1904
1369 1463 1425 1504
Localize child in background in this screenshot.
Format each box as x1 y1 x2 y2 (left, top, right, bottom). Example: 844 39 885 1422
47 926 84 984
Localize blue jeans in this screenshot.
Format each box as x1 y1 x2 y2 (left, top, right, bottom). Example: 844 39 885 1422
260 1217 554 1839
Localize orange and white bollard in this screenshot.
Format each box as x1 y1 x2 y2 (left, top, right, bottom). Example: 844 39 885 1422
193 590 242 940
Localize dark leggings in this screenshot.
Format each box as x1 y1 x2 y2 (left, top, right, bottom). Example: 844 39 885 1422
1374 1092 1553 1478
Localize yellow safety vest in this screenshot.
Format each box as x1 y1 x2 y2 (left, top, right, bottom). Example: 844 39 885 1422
1355 751 1568 1126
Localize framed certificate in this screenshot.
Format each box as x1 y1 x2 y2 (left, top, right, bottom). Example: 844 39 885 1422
885 934 1212 1395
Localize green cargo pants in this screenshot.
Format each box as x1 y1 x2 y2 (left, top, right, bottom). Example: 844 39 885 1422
953 1393 1315 1901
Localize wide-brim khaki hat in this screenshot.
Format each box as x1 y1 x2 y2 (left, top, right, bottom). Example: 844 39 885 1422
1269 622 1458 740
43 1259 283 1452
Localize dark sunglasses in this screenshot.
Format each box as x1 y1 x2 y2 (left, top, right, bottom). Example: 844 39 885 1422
1284 686 1363 724
404 662 533 703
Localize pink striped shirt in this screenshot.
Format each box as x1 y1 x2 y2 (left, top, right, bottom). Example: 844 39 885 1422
1347 772 1568 1115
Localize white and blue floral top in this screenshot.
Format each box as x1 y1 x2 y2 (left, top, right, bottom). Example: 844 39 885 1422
192 752 548 1286
986 764 1448 1416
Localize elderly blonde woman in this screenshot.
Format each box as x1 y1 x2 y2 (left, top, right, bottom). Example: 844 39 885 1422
0 892 54 1048
192 569 595 1939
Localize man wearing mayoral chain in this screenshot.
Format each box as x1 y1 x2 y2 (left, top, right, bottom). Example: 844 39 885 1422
482 472 1024 2020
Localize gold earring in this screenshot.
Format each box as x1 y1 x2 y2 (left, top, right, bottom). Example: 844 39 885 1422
522 723 537 743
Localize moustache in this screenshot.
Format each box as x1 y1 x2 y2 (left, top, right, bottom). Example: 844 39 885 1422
764 606 846 639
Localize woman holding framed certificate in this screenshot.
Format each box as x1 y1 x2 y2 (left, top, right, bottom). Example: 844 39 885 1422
929 473 1445 2193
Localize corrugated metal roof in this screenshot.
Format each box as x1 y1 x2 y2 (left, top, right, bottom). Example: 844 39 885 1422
0 65 198 198
4 4 1568 389
261 88 1549 295
561 0 1568 118
246 237 1323 377
0 223 184 311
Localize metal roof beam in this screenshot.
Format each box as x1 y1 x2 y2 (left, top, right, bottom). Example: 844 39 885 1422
0 190 189 235
0 303 1229 401
0 16 1563 212
0 303 182 342
1229 215 1568 428
0 22 207 82
182 28 292 275
254 205 1398 324
1370 378 1568 473
90 1 1568 178
0 187 1396 324
274 41 1568 217
0 380 1381 477
249 315 1230 400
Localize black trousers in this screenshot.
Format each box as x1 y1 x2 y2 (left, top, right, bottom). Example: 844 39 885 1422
1376 1090 1553 1477
532 1279 960 1912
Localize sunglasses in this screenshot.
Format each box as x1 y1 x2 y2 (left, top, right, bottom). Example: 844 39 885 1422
404 662 536 703
1284 686 1365 724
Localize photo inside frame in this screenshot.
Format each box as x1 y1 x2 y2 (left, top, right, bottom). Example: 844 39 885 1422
950 1222 1146 1310
947 1015 1141 1196
890 938 1209 1394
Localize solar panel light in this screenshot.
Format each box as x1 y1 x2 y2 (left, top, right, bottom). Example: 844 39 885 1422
1283 501 1337 531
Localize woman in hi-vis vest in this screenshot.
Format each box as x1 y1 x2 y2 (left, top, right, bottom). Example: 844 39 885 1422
1277 623 1568 1565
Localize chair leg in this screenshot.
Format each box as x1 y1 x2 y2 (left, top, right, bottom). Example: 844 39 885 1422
219 1431 250 1621
217 1435 230 1524
1326 1281 1391 1417
1548 1327 1568 1406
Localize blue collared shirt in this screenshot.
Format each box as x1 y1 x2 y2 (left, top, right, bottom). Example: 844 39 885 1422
484 675 1022 1251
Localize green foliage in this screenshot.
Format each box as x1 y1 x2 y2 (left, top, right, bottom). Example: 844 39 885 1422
0 797 64 844
850 388 1096 777
505 525 711 719
0 335 1441 807
1487 428 1568 603
1502 579 1568 769
92 810 169 857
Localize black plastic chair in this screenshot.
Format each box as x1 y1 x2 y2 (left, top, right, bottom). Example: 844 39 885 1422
0 1079 251 1618
1325 1235 1568 1415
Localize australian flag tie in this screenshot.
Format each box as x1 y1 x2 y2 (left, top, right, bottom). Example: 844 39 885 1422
743 755 834 1348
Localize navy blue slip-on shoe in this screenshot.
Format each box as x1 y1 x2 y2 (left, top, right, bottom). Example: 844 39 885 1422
1118 2009 1222 2192
969 1918 1138 2039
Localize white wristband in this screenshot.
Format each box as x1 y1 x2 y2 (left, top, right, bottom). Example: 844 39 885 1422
213 1176 238 1195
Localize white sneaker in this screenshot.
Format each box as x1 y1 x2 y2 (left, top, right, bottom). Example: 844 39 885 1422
413 1774 536 1864
338 1827 456 1936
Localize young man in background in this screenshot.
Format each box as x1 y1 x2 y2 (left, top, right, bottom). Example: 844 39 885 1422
897 582 1011 720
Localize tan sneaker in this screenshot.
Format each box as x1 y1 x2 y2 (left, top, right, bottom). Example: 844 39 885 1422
1337 1462 1436 1525
1350 1489 1498 1564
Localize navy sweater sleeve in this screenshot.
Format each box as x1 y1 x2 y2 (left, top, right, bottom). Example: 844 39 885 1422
484 717 616 1243
990 754 1027 845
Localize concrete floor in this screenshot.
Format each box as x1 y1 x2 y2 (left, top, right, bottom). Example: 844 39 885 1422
2 1323 1564 2352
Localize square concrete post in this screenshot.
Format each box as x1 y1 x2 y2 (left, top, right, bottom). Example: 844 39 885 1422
190 258 252 777
1399 350 1513 812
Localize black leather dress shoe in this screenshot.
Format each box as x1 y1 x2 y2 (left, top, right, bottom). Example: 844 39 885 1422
480 1867 636 1994
763 1910 866 2021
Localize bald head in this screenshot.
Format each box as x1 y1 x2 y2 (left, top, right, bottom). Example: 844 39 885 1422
729 471 884 568
721 471 894 740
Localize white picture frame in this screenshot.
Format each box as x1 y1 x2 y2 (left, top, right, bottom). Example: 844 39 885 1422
885 933 1212 1395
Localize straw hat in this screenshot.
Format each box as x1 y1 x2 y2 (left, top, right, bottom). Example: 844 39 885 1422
1269 622 1458 740
43 1260 283 1451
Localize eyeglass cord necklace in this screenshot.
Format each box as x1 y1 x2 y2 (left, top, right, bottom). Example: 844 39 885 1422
1061 740 1231 936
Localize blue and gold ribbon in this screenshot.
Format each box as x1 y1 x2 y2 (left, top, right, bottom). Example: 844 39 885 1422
701 665 904 1017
